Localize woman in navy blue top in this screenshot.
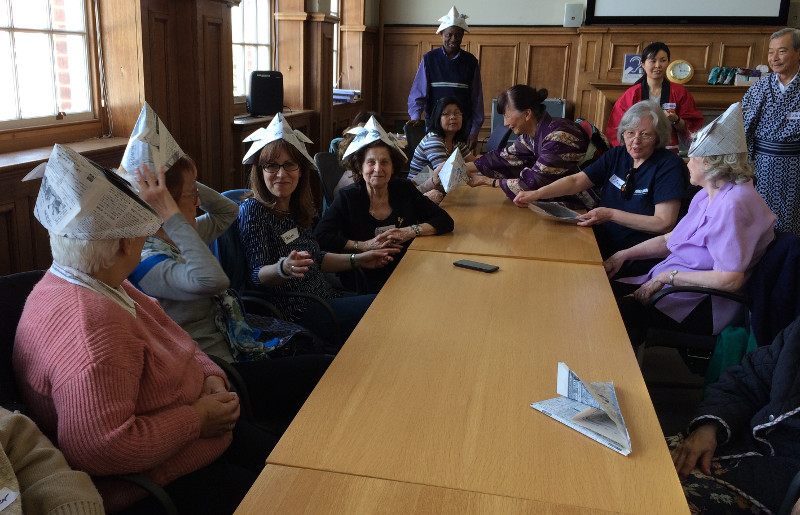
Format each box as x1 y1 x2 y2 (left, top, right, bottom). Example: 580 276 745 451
513 100 686 258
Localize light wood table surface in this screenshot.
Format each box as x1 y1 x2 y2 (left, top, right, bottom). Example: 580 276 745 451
267 250 687 514
235 465 614 515
409 186 602 265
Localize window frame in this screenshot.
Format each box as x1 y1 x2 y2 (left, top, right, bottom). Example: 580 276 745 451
0 0 106 155
231 0 274 110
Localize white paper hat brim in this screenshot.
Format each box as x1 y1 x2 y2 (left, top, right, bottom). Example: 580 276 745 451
119 103 185 178
28 145 162 240
241 114 316 168
342 116 408 162
436 6 469 33
688 102 747 157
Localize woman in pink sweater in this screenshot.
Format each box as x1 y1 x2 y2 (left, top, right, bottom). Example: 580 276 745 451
13 147 274 514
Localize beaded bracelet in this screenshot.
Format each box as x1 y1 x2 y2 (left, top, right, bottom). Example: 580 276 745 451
411 224 422 237
276 257 292 279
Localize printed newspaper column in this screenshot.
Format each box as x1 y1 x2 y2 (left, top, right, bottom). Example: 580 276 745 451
118 102 186 191
23 144 162 240
531 362 632 456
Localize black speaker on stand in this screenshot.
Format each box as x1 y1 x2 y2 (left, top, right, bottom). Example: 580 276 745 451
247 71 283 117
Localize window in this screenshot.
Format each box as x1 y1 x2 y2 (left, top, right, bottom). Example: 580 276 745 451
331 0 340 88
232 0 272 100
0 0 94 130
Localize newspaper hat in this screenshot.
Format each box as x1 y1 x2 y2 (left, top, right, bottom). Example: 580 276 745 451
688 102 747 157
438 148 468 193
23 144 162 240
342 116 408 162
242 113 316 168
119 102 185 181
436 6 469 34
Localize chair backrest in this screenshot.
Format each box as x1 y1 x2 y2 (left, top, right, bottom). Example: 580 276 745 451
403 123 426 161
745 231 800 346
486 126 513 153
212 190 252 293
0 270 46 410
314 152 346 209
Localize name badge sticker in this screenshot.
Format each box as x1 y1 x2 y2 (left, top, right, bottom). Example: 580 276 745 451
662 102 677 110
281 227 299 244
375 224 395 236
787 112 800 120
609 174 625 190
0 488 20 512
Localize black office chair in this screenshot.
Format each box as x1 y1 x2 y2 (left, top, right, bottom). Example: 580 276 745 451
0 270 178 515
639 231 800 378
486 126 513 153
314 151 346 211
403 122 426 161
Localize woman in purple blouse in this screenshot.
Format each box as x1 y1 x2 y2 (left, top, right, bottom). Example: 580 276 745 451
465 85 592 207
604 103 776 342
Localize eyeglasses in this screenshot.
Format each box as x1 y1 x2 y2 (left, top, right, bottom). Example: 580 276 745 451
620 167 637 200
261 161 300 174
623 130 655 142
181 186 199 203
442 110 463 118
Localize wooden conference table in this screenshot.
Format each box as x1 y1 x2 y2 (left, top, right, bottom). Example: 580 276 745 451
409 186 602 265
236 188 687 514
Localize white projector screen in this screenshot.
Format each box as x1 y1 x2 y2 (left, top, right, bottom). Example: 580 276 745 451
586 0 789 25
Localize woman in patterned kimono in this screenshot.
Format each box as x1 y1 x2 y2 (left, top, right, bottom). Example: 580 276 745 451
465 85 593 208
743 27 800 236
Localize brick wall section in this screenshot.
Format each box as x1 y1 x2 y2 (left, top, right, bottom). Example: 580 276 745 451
52 0 71 111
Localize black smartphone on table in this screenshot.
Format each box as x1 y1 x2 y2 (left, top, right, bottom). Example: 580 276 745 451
453 259 499 273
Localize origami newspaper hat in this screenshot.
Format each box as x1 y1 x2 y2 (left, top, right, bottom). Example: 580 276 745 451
436 6 469 34
23 144 162 240
242 113 316 167
688 102 747 157
438 148 468 193
342 116 408 162
119 102 185 181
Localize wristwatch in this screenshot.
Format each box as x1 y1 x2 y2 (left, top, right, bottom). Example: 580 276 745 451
669 270 678 286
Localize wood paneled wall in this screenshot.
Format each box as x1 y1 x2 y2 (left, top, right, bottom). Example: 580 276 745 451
380 25 781 139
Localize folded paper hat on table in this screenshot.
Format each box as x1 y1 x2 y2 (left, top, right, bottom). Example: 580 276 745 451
438 149 468 193
23 144 162 240
242 112 316 167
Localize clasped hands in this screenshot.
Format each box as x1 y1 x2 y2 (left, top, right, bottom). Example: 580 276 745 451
359 228 410 251
193 375 239 438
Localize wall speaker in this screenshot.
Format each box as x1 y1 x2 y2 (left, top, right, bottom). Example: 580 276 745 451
563 3 583 27
247 71 283 117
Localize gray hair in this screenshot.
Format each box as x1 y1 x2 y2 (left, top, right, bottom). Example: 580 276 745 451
617 100 671 150
771 28 800 51
697 152 753 186
49 234 121 274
